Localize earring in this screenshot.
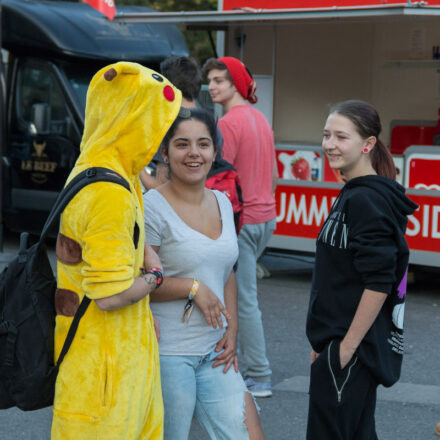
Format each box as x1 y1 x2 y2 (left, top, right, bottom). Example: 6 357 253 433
362 147 370 154
164 157 169 164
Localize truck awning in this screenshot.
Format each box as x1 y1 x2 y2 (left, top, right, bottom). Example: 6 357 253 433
2 0 188 62
114 4 440 28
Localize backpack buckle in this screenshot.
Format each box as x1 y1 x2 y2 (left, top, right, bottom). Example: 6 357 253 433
86 168 97 178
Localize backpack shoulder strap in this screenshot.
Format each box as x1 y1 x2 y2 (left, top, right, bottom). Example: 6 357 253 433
207 158 235 178
40 167 130 242
56 294 90 367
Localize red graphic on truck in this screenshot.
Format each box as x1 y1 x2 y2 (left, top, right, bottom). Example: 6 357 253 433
291 157 310 180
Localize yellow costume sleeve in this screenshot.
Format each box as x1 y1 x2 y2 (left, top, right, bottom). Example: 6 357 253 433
80 183 137 299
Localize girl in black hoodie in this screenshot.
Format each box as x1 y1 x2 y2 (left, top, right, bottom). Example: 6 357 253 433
306 100 418 440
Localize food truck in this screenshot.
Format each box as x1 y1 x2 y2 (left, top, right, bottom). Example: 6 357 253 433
117 0 440 268
221 0 440 268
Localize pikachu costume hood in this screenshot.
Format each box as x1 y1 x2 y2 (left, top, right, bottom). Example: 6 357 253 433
51 62 181 440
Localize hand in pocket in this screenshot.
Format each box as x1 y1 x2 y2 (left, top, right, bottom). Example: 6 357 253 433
339 340 355 369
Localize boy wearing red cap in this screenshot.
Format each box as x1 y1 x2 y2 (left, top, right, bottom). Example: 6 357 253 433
203 57 277 397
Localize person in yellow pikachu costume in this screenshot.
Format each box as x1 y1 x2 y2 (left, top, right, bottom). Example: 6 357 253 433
51 62 182 440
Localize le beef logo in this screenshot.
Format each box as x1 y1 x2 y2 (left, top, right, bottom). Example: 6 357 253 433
21 140 57 184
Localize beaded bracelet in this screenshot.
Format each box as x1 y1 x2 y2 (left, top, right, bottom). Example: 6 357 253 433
140 267 164 289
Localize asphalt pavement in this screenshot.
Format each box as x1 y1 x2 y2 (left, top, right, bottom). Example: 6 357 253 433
0 233 439 440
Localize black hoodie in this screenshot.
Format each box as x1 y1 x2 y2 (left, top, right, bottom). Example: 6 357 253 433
306 175 418 387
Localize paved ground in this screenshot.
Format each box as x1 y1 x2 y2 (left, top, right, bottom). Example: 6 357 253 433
1 234 439 439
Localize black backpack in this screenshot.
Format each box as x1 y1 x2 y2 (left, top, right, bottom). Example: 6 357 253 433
0 167 130 411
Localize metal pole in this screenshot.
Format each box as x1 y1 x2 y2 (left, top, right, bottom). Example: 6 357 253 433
271 24 276 130
0 0 4 252
214 0 225 120
216 0 225 58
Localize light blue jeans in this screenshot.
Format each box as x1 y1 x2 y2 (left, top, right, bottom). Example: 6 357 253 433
160 350 250 440
235 218 276 382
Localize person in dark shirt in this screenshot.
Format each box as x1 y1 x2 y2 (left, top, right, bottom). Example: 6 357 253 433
306 100 418 440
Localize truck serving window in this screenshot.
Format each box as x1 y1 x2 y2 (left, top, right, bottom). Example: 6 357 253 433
17 63 69 134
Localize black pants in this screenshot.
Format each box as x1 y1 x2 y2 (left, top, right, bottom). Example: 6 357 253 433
307 339 378 440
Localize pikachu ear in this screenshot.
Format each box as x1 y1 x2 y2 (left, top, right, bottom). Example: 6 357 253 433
104 68 117 81
103 63 140 82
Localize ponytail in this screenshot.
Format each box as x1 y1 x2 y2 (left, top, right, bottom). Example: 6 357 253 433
329 100 397 181
371 139 396 180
